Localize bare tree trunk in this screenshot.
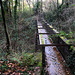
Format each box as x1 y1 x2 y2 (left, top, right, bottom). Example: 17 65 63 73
62 0 64 5
59 0 64 9
65 0 69 7
32 0 34 6
23 0 24 12
14 0 18 41
12 0 13 10
41 0 42 12
9 1 12 17
19 0 20 12
4 0 9 14
11 0 14 20
40 0 43 17
0 0 10 53
57 0 59 9
37 0 39 15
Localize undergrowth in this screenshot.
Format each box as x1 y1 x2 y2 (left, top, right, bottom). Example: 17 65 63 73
0 10 42 74
66 51 75 75
43 2 75 74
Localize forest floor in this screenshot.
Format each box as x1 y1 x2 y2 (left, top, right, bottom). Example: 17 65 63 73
0 59 41 75
0 15 42 75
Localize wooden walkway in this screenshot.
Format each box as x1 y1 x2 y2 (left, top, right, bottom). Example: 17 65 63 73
36 17 71 75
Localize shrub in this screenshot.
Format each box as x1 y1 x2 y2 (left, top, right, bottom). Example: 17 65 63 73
66 51 75 74
21 52 42 67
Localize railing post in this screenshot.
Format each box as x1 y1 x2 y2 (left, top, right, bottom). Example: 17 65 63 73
35 20 38 51
35 31 38 51
42 46 45 67
41 46 45 75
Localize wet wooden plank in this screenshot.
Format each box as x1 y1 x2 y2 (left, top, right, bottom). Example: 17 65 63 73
37 18 71 75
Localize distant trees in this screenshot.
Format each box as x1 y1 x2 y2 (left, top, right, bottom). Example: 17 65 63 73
65 0 74 7
68 0 73 3
4 0 9 13
33 0 40 15
3 0 12 17
57 0 73 8
56 0 74 8
65 0 69 7
0 0 36 54
26 0 31 13
8 0 12 17
12 0 13 10
41 0 42 12
57 0 59 9
62 0 64 5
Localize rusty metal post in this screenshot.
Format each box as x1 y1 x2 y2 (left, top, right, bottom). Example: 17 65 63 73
35 20 38 51
42 46 45 67
35 32 37 51
41 46 45 75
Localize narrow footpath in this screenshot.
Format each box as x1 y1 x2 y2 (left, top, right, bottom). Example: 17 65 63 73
37 18 71 75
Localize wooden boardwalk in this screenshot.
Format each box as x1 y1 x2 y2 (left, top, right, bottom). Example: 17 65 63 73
36 17 71 75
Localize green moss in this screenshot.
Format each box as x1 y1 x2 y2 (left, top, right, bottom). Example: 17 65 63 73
60 36 65 39
69 4 75 7
21 52 42 67
41 35 44 44
39 28 44 44
65 40 70 44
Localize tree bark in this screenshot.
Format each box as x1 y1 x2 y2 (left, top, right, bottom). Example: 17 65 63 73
14 0 18 41
9 1 12 17
19 0 20 12
12 0 13 10
37 0 39 14
57 0 59 9
4 0 9 13
0 0 10 53
23 0 24 12
62 0 64 5
41 0 42 12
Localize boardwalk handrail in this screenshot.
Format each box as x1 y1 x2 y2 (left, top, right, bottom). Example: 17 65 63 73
38 44 75 46
35 17 72 75
37 33 60 35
